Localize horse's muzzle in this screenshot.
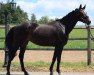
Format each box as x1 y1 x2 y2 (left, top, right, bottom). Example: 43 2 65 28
87 20 91 25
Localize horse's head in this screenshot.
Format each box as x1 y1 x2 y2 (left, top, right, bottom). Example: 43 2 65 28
76 4 91 25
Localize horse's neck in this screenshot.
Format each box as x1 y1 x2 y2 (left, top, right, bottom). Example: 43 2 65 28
65 20 77 35
60 17 78 35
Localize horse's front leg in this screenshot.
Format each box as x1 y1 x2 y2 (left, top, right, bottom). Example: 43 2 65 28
56 46 63 75
19 46 29 75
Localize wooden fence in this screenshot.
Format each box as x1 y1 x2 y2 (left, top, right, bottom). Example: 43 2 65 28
0 26 94 65
0 26 94 50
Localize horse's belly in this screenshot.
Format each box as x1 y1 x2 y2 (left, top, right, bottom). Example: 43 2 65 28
30 35 56 46
32 41 55 46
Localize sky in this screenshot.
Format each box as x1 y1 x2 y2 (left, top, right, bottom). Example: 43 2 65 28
0 0 94 25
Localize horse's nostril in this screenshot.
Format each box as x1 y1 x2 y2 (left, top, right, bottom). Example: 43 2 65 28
89 20 91 23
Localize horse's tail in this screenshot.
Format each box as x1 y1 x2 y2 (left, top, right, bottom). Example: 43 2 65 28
5 27 14 51
4 27 15 67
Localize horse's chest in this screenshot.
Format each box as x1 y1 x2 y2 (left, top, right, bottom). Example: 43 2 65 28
57 35 68 45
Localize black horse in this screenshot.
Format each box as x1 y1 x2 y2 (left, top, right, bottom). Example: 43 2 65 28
5 5 91 75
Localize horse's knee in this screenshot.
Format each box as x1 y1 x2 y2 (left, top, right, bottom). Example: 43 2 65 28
19 49 25 60
19 52 24 61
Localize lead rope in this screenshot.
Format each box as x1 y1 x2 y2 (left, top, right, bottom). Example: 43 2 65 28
85 24 94 42
90 30 94 42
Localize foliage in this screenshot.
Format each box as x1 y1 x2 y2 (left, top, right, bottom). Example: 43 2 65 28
0 3 28 24
30 14 54 24
11 6 28 24
0 2 53 25
31 13 37 23
38 16 50 24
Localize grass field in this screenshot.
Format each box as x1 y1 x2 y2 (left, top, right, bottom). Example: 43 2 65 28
0 28 94 49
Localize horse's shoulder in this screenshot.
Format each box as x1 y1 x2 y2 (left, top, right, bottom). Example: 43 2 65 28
52 21 66 35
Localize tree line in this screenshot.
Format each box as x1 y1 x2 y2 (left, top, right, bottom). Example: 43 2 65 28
0 3 28 24
0 3 55 25
31 14 54 24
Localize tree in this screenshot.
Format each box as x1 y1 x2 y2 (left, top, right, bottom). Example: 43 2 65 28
11 6 28 24
38 16 49 24
31 13 37 23
0 3 28 24
0 3 12 24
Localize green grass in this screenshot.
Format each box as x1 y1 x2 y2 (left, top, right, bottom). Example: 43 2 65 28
0 62 94 72
69 29 87 38
0 28 94 49
0 29 5 37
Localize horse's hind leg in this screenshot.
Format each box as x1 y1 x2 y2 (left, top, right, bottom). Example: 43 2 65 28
19 46 29 75
6 47 18 75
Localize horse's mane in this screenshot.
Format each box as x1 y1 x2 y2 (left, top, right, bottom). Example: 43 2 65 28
57 8 79 23
48 9 78 25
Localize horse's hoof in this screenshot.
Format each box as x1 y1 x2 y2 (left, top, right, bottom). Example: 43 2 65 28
49 67 52 72
56 69 60 73
24 71 29 75
56 69 61 75
58 72 61 75
50 72 53 75
6 72 11 75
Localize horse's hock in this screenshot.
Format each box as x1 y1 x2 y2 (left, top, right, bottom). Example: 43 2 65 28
0 50 94 62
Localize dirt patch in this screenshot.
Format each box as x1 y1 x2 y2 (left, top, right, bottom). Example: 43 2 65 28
1 50 94 72
0 50 94 62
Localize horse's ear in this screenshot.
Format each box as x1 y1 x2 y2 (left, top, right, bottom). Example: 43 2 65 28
79 4 82 9
83 5 86 10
